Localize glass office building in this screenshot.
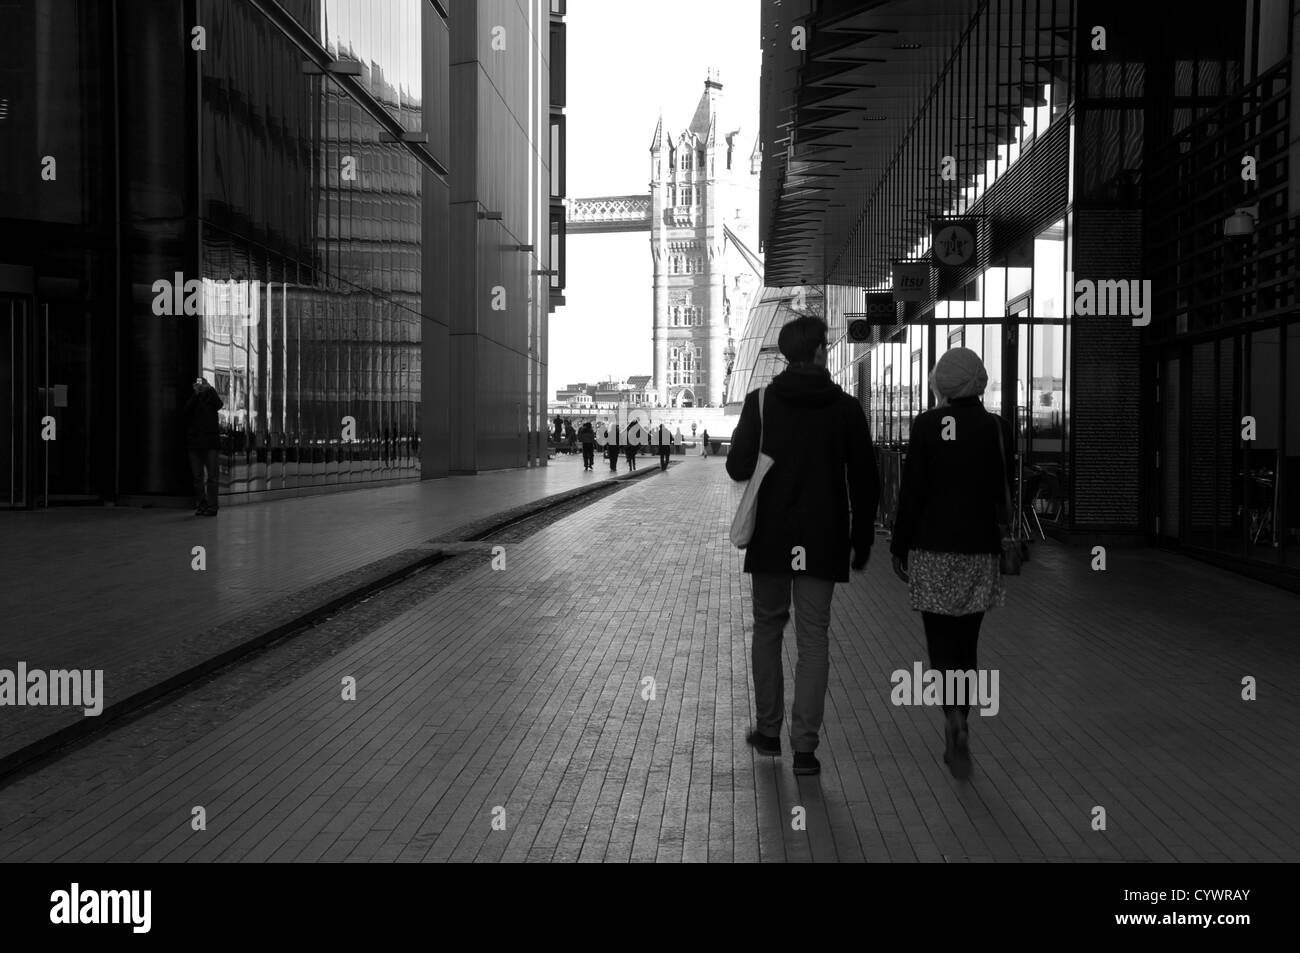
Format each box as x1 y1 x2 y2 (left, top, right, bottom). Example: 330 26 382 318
1 0 563 507
757 0 1300 587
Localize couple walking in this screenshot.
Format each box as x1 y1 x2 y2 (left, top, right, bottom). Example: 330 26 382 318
726 316 1010 779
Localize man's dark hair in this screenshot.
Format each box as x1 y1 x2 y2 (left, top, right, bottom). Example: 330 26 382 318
778 315 828 364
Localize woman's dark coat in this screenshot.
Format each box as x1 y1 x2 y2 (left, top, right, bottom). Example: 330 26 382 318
889 396 1015 561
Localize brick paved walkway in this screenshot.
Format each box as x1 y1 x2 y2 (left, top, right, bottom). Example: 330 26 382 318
0 457 629 761
2 456 1298 861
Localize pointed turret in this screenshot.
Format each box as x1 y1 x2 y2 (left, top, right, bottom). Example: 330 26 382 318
650 111 665 184
689 70 722 141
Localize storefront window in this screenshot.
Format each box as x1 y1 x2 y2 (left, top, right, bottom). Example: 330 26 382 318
1285 327 1300 564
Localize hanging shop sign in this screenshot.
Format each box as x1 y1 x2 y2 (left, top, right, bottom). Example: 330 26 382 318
930 217 979 267
891 261 929 301
864 292 895 323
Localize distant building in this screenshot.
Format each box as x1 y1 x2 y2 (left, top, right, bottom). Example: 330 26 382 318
555 382 591 402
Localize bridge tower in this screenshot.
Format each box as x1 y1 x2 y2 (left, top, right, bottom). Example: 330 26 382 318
649 71 760 408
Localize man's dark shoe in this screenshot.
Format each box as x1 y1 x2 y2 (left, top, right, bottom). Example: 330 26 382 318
201 506 218 517
793 752 820 776
745 729 781 756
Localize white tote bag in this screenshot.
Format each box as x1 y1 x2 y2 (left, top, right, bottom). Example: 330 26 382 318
729 387 775 549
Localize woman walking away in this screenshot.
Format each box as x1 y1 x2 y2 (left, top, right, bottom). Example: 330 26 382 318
888 347 1014 780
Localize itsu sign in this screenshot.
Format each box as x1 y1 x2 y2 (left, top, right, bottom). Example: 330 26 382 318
891 261 929 302
930 218 979 267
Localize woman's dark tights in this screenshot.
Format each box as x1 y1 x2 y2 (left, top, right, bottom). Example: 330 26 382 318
922 611 984 720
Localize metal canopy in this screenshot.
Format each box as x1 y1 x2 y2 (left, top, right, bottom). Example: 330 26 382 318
758 0 1060 287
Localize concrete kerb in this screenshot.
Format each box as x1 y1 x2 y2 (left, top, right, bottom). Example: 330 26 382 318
0 464 664 785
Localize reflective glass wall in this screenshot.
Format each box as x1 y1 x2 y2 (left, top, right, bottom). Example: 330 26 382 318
198 0 428 497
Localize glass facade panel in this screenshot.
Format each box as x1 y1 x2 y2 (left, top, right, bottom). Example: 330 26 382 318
198 0 424 498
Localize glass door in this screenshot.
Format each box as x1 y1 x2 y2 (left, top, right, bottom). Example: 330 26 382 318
1188 338 1243 556
1003 296 1029 442
1003 295 1030 489
1003 295 1034 530
1284 324 1300 567
1155 353 1182 546
1 295 28 508
35 300 98 503
1245 327 1282 562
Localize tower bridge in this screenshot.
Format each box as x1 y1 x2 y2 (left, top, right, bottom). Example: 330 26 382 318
563 72 763 408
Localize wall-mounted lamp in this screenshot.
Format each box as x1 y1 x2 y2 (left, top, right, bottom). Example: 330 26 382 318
301 59 363 76
478 210 503 220
1224 204 1259 236
514 244 535 252
532 269 559 276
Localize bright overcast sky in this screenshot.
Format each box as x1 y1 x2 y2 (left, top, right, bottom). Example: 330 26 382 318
550 0 761 393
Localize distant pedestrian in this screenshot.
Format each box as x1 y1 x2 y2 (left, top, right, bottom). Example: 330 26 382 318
183 377 224 517
889 347 1014 781
657 423 672 470
701 429 710 457
578 421 596 470
607 424 620 472
727 316 880 776
624 421 641 469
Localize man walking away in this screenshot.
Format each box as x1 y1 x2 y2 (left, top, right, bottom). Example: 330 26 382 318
607 424 620 472
579 421 596 470
658 423 672 470
183 377 224 517
701 429 710 457
726 316 880 776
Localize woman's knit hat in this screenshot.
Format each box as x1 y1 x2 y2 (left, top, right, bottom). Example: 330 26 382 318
931 346 988 400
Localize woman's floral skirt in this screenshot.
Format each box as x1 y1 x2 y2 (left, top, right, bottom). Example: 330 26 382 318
907 549 1005 615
